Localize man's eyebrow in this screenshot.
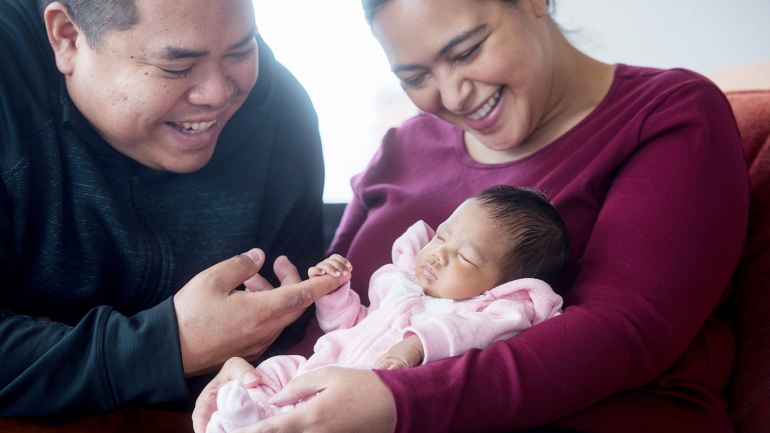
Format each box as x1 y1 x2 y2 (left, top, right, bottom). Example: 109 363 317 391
391 24 487 74
156 47 208 61
153 27 258 61
229 27 258 51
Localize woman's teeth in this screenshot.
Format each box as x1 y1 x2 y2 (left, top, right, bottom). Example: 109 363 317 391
467 90 501 121
180 120 217 133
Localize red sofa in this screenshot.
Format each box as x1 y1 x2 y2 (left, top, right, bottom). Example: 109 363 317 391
723 88 770 433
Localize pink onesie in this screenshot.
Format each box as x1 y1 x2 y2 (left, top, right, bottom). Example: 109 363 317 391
207 221 563 432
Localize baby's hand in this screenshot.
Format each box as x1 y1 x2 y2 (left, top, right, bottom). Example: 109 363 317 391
308 254 353 278
373 335 425 370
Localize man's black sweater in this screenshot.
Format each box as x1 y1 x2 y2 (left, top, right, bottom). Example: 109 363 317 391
0 0 325 417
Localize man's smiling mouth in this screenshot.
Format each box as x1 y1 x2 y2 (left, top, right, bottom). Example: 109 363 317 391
170 120 217 134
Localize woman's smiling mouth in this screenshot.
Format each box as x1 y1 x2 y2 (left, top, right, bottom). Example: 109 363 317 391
466 88 502 121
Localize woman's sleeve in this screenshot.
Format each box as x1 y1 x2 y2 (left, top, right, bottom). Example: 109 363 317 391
374 81 750 432
327 181 369 257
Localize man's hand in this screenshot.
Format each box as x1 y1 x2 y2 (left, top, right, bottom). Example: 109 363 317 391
173 249 346 377
372 334 425 370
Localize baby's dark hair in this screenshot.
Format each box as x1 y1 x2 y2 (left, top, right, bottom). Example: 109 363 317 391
474 185 569 287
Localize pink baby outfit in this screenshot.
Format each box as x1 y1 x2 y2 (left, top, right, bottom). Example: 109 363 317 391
206 221 563 432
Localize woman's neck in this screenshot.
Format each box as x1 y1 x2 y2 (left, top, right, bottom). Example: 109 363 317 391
465 26 616 165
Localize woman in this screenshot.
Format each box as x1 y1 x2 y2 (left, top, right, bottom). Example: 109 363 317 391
193 0 749 432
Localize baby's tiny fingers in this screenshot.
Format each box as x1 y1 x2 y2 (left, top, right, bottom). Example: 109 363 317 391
324 258 352 275
317 262 345 277
327 255 352 268
308 267 326 277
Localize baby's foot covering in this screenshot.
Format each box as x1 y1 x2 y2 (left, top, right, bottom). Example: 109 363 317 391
217 380 264 431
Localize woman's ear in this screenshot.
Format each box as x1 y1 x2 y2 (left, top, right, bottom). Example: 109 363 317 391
44 2 82 75
528 0 550 18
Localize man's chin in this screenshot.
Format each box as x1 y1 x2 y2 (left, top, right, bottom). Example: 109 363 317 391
163 156 215 174
152 148 217 174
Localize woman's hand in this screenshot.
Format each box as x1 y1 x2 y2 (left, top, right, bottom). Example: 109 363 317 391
222 367 396 433
192 357 261 433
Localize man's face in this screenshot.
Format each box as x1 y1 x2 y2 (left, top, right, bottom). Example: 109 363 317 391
61 0 259 173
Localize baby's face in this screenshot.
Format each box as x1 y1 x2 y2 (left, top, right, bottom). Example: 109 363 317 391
415 199 506 300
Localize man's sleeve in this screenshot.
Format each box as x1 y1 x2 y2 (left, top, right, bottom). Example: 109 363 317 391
0 299 189 418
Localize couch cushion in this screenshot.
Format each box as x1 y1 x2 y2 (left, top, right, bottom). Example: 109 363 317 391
724 89 770 432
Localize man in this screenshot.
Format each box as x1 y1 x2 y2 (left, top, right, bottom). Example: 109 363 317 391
0 0 341 418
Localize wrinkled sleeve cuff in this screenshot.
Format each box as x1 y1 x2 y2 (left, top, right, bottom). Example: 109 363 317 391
103 296 189 406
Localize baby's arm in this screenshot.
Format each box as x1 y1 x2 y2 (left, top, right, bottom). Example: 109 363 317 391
308 254 352 278
373 335 425 370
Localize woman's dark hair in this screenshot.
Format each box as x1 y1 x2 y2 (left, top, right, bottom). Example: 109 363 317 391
473 185 569 287
362 0 553 25
38 0 139 50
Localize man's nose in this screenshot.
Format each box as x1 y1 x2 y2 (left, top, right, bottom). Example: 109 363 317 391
187 67 233 108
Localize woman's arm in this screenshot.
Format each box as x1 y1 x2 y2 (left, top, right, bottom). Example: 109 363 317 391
327 195 369 258
374 80 750 432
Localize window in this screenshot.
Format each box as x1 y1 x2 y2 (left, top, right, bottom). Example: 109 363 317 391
253 1 418 203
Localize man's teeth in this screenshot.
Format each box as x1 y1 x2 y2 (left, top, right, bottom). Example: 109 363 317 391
180 120 217 133
467 90 501 121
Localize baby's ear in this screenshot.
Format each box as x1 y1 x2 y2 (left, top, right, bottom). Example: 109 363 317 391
44 2 83 75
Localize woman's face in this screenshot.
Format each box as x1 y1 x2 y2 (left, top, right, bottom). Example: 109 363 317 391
371 0 553 154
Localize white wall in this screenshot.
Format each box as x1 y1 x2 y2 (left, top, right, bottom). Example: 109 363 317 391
555 0 770 74
252 0 770 203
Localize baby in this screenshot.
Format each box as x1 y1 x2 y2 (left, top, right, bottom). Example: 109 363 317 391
207 185 569 432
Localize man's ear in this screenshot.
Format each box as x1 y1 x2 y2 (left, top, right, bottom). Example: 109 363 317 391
44 2 83 75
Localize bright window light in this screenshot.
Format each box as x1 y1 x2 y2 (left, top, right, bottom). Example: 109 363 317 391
253 1 418 203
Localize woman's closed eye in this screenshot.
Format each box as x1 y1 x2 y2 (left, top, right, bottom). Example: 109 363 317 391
455 42 483 63
400 72 428 88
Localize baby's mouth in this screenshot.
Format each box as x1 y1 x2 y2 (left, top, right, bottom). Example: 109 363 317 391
422 265 437 280
169 119 217 134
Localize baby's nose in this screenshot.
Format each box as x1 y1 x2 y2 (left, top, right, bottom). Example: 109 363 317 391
432 249 443 264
